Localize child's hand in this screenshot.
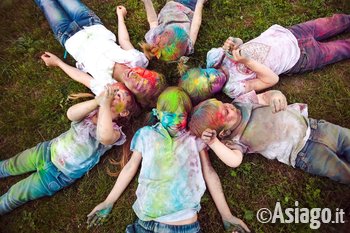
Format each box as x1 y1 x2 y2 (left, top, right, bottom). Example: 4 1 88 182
268 90 287 113
87 202 113 228
223 37 243 51
41 51 61 67
201 128 218 145
230 49 249 64
95 84 116 107
223 216 251 233
116 5 127 18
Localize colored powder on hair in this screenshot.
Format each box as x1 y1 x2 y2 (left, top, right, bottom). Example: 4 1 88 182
157 26 189 61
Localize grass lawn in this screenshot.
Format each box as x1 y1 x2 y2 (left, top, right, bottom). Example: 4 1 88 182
0 0 349 232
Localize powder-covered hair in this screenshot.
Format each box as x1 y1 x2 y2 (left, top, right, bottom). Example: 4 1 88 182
157 86 192 114
189 98 226 137
179 68 227 104
140 25 189 61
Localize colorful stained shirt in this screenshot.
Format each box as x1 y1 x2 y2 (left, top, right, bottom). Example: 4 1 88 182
131 123 206 222
65 24 149 95
221 91 310 167
50 111 126 179
207 25 300 98
145 1 194 60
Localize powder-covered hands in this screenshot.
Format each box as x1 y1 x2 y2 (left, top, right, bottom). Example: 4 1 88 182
268 90 287 113
201 128 218 145
87 201 113 228
223 216 251 233
95 84 116 107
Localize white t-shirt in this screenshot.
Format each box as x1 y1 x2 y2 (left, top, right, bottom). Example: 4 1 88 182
65 25 149 95
207 25 300 98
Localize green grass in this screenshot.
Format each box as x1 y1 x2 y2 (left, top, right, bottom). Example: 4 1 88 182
0 0 350 232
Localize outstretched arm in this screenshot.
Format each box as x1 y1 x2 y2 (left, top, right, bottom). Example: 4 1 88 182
87 151 142 227
141 0 158 29
41 51 92 88
201 129 243 168
199 150 250 232
116 6 134 50
230 49 279 93
189 0 206 45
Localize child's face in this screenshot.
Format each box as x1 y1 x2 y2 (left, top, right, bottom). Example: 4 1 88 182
159 108 187 136
122 68 158 95
217 102 242 131
111 83 132 117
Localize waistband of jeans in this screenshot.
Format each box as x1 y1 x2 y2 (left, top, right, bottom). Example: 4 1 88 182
296 118 317 161
137 218 200 233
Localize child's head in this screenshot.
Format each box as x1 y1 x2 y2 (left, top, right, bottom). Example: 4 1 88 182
141 25 189 61
189 98 241 138
110 82 140 119
113 65 167 107
154 86 192 136
179 68 227 104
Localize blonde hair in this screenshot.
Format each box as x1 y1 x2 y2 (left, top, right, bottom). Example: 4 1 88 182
139 41 157 60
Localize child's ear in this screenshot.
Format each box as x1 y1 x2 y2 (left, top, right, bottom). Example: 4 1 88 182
218 129 231 138
120 110 130 118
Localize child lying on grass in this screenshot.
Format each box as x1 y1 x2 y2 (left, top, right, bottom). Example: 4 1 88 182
189 90 350 184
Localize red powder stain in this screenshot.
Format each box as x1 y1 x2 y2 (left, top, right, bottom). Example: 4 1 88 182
131 67 158 87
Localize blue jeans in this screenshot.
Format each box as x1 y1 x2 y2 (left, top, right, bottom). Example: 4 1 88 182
125 218 201 233
174 0 198 11
0 142 75 215
287 14 350 74
295 119 350 184
34 0 102 46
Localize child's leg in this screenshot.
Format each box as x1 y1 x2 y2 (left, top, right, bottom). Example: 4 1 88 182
0 144 45 178
289 14 350 41
287 37 350 73
0 162 75 214
295 119 350 184
174 0 198 11
34 0 74 46
56 0 102 28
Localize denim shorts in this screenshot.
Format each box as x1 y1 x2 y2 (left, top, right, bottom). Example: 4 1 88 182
125 218 201 233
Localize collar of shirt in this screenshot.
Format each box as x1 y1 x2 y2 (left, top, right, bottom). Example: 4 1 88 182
152 122 188 139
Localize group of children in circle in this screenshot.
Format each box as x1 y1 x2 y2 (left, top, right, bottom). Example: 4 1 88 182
1 0 349 232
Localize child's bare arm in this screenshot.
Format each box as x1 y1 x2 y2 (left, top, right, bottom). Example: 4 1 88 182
257 90 288 113
202 129 243 168
87 151 142 227
95 85 121 145
199 150 250 232
66 98 99 122
142 0 158 28
41 51 92 88
230 49 279 93
189 0 206 45
116 6 134 50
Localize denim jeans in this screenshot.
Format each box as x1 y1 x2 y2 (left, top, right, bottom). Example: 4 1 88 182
174 0 198 11
0 141 75 215
34 0 102 46
287 14 350 74
295 119 350 184
125 218 201 233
